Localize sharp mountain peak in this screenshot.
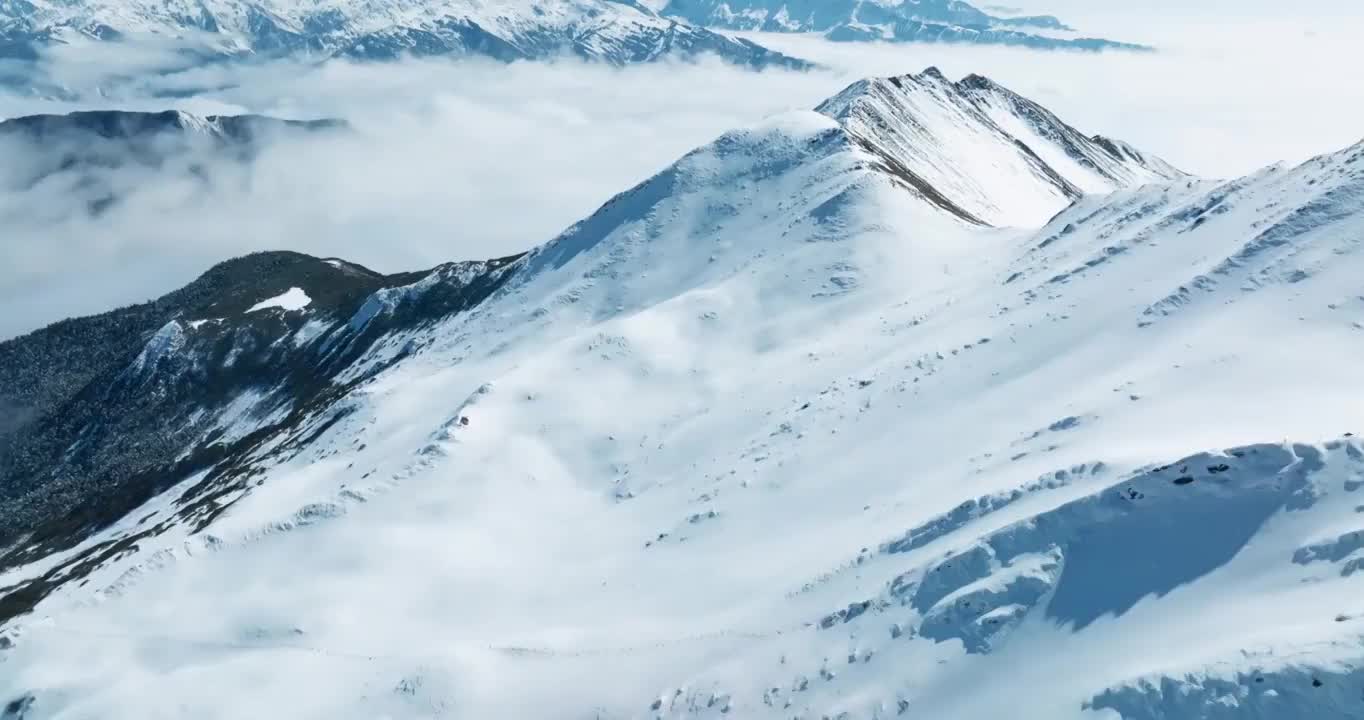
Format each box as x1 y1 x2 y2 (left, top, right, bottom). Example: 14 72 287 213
813 67 1184 226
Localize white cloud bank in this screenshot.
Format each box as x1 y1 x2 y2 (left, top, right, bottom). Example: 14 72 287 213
0 56 844 338
0 6 1360 339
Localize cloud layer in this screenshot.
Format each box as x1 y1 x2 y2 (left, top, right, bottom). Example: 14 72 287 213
1 9 1361 339
0 55 845 338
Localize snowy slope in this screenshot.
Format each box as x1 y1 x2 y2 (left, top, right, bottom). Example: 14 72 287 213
660 0 1144 51
0 0 810 67
3 73 1364 720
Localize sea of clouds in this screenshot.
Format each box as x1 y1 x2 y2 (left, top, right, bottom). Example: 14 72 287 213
0 2 1360 339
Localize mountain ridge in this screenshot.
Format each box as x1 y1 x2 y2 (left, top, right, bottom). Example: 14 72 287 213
0 68 1178 608
0 108 345 219
0 0 813 68
814 68 1183 226
660 0 1149 51
0 109 342 141
3 69 1364 720
0 250 522 581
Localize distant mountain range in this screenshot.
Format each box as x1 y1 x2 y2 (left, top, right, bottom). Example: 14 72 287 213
0 109 342 214
0 0 811 67
657 0 1148 51
0 0 1146 72
0 109 339 145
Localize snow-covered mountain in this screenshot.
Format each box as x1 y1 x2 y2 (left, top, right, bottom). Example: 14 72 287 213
659 0 1148 51
0 0 810 67
3 69 1364 719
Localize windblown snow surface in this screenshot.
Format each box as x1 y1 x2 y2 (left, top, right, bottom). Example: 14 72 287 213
3 70 1364 719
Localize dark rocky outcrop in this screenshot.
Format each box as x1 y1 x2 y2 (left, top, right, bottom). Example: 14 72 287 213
0 110 343 199
0 249 525 628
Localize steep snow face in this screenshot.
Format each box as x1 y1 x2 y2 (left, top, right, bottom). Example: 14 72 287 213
3 80 1364 720
660 0 1141 50
0 0 810 67
127 320 188 375
816 69 1184 227
514 109 969 310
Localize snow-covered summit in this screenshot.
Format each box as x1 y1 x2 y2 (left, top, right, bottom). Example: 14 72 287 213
0 0 811 67
520 65 1182 277
814 68 1184 226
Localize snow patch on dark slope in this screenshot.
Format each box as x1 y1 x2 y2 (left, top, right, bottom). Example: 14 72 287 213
2 70 1364 720
0 0 811 68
